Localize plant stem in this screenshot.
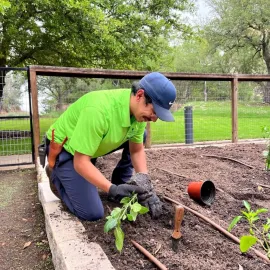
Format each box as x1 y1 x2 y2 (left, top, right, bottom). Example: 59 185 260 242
250 219 269 252
118 194 137 222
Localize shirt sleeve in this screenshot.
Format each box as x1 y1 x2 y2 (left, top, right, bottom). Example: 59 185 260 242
69 107 108 156
130 122 147 143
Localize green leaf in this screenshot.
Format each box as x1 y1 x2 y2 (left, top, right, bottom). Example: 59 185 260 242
263 150 269 158
139 206 149 214
131 202 142 213
228 216 242 232
243 201 251 212
104 218 118 233
250 217 259 224
263 224 270 232
240 235 257 253
110 207 122 218
0 0 10 14
241 211 249 218
120 197 130 204
114 226 124 252
127 214 134 221
255 208 268 215
130 209 138 221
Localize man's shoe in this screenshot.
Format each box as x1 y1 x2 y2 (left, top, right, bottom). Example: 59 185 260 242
45 165 60 199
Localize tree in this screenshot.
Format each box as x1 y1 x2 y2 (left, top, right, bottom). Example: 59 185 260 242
0 0 10 15
0 0 194 108
166 36 231 102
1 71 25 112
204 0 270 102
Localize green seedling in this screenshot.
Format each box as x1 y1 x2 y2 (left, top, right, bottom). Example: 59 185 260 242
262 126 270 171
104 194 149 252
228 200 270 258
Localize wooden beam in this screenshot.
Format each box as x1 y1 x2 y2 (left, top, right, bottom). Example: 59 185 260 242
29 65 270 81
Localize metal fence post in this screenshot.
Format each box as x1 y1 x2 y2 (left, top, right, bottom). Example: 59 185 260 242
184 106 193 144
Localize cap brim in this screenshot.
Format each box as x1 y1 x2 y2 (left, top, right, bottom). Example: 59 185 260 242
153 102 175 122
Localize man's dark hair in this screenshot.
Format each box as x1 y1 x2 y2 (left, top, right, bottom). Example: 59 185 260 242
131 81 152 105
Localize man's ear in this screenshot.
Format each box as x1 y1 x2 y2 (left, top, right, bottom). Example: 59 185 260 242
136 89 145 101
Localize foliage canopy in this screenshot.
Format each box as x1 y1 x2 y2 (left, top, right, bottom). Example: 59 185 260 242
205 0 270 74
0 0 193 69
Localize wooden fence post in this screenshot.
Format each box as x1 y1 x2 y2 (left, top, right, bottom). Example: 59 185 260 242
145 122 151 148
29 67 40 166
231 76 238 143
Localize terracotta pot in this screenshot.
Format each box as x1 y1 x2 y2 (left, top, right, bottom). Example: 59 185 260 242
187 180 216 206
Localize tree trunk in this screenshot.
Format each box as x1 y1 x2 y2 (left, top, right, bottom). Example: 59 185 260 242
0 70 7 112
262 31 270 103
0 58 7 112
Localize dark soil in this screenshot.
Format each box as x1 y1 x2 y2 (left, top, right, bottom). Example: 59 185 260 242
83 143 270 270
0 169 54 270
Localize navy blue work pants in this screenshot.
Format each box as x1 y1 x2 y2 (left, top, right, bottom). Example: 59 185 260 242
49 131 147 221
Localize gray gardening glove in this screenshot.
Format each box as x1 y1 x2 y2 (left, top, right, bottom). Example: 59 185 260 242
108 183 146 202
127 173 163 219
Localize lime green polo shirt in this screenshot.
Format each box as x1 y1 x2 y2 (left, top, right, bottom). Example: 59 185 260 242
46 89 146 158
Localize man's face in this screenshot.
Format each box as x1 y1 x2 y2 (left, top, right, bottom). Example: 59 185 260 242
133 90 158 122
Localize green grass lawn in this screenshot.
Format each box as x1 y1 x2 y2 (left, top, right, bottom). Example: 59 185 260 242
1 101 269 154
151 101 270 143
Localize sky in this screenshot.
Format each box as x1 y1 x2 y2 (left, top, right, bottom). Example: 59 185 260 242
196 0 211 18
183 0 212 27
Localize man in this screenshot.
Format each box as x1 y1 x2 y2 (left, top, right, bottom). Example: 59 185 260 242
45 72 176 221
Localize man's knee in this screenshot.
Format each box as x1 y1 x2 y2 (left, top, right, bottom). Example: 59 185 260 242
74 205 104 221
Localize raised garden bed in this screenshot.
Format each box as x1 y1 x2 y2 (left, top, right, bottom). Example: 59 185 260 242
83 143 270 270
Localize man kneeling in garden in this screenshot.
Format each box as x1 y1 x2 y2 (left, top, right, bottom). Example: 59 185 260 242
45 72 176 221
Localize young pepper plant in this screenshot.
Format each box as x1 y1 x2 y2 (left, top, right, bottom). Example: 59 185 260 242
262 126 270 171
228 200 270 258
104 194 149 252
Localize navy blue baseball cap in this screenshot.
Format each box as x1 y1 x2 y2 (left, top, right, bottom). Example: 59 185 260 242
139 72 176 122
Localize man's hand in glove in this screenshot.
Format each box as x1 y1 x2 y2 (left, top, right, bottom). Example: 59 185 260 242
127 173 163 219
108 183 146 202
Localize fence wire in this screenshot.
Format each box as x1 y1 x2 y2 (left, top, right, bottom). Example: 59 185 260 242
36 76 268 146
0 69 33 167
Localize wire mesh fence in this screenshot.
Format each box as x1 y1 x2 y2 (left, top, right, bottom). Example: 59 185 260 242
1 67 269 167
36 76 268 146
0 68 33 167
150 80 233 144
238 81 270 140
